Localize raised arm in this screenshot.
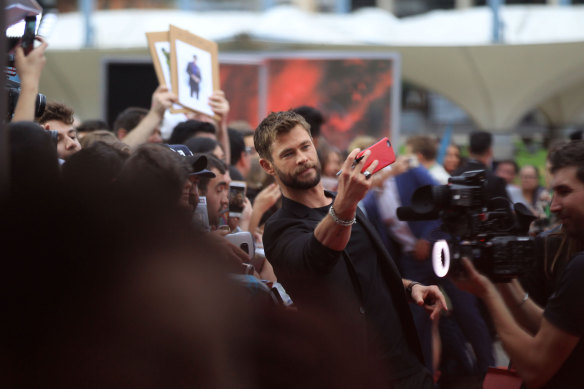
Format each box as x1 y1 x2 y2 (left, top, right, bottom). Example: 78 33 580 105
12 37 48 122
314 149 377 251
208 90 230 165
122 85 176 148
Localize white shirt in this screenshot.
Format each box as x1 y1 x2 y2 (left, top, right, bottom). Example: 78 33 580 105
376 177 417 253
428 162 450 185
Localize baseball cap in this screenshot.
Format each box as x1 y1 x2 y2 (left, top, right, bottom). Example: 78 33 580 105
166 144 216 178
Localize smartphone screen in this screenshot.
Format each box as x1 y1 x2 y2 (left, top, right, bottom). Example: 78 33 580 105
229 181 247 218
21 16 37 55
193 196 210 231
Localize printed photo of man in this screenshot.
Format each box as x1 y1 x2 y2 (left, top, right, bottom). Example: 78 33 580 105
186 54 202 99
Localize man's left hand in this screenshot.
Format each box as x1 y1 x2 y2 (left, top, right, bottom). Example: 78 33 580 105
410 284 448 320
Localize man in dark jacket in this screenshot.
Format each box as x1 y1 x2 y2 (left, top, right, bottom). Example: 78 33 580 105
453 131 509 201
255 110 447 388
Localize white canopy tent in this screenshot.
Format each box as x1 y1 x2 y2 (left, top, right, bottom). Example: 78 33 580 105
39 4 584 131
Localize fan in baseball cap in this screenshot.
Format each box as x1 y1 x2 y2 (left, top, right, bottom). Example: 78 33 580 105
166 144 215 178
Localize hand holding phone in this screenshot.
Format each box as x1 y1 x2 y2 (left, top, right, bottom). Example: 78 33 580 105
229 181 247 218
21 16 37 56
337 137 396 177
356 137 396 174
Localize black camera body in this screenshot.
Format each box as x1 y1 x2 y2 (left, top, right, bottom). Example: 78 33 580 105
6 77 46 121
397 170 536 282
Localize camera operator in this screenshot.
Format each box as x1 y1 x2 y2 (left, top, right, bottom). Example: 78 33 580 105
255 111 447 388
11 36 48 122
454 140 584 389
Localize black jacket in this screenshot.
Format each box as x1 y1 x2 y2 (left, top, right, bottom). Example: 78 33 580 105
263 192 424 366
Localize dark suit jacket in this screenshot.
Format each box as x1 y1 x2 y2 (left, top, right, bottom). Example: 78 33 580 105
263 191 424 365
452 159 509 201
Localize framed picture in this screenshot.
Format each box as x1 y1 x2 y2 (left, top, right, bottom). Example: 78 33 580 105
169 25 219 118
146 31 187 114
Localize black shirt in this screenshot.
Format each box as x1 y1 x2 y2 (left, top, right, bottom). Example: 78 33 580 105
542 252 584 388
262 190 425 383
314 204 421 380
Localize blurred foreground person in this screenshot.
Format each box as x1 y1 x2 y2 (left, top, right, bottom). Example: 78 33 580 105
3 119 376 389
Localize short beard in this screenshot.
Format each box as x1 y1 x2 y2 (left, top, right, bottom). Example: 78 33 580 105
275 163 321 190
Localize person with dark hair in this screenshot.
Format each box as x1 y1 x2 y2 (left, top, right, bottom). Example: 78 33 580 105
230 122 257 159
197 154 231 230
114 107 147 137
495 159 523 203
62 141 128 203
79 130 130 154
406 135 450 184
77 119 110 139
118 143 190 207
8 121 61 202
114 85 176 147
38 101 81 161
443 144 462 175
292 105 324 147
254 110 447 388
229 128 252 179
454 140 584 389
518 165 547 218
169 119 216 144
184 137 225 161
453 131 508 200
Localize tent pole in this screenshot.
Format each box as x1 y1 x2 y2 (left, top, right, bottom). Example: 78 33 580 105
78 0 95 47
488 0 504 43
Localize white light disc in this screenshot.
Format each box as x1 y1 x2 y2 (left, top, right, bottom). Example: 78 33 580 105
432 240 450 278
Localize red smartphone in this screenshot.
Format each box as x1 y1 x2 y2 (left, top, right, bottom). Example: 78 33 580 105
356 137 396 174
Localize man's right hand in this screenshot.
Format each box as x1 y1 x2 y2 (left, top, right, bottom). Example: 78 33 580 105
15 36 48 88
333 149 379 217
11 36 48 122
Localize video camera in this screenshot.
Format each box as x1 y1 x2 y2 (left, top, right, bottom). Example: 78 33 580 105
397 170 537 282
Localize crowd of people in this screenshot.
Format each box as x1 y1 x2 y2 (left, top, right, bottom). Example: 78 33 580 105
4 34 584 389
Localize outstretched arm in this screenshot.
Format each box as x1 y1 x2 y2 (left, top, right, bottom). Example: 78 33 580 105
455 258 580 388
